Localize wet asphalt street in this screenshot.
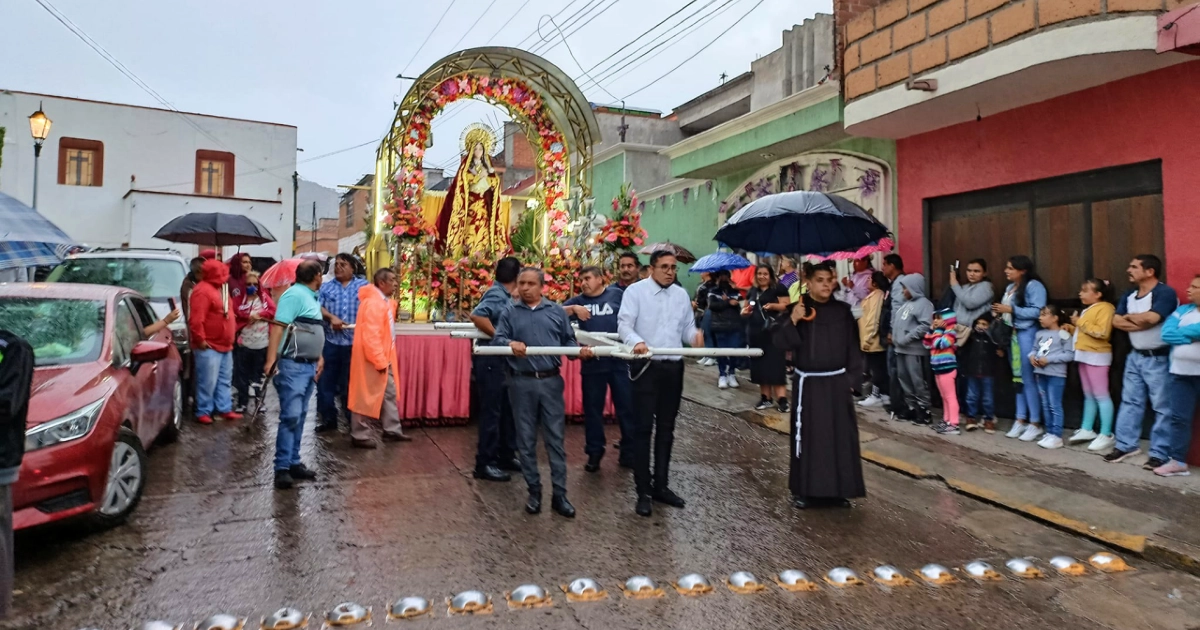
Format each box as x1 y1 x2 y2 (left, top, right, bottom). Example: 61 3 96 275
10 399 1200 630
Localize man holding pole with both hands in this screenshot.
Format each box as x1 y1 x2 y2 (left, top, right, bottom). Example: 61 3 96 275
492 267 595 518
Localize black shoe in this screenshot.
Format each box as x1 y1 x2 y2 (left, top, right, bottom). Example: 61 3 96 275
1144 457 1167 471
777 398 790 414
635 495 653 517
754 396 773 411
473 466 511 482
314 423 339 434
1104 447 1141 463
497 457 523 472
911 409 932 426
584 452 603 473
552 495 576 518
382 431 412 442
274 469 294 490
289 464 317 481
791 496 808 509
618 458 635 469
834 498 853 508
652 487 686 509
525 494 542 515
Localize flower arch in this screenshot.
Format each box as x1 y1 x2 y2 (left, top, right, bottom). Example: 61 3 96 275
393 74 571 238
368 47 602 274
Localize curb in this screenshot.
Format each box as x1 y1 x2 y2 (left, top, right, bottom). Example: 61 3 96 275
728 403 1200 577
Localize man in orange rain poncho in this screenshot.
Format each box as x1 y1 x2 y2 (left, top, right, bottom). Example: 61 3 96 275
347 268 411 448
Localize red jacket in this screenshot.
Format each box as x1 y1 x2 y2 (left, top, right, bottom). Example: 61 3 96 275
188 259 236 353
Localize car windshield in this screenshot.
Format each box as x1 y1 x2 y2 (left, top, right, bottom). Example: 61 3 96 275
0 298 106 366
47 258 185 300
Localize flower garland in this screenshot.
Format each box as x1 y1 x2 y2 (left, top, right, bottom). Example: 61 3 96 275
542 247 582 302
597 183 647 251
382 177 437 243
394 74 571 242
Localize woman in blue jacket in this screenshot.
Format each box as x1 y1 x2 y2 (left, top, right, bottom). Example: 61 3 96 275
992 255 1048 442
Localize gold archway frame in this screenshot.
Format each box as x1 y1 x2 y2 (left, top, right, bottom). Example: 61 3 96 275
367 47 601 275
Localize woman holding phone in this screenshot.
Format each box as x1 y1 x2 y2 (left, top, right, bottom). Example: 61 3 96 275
743 264 791 411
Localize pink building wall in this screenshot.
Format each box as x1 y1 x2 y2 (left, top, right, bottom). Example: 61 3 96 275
894 60 1200 464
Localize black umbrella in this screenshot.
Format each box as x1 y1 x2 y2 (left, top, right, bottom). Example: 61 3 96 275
714 191 892 258
153 212 277 247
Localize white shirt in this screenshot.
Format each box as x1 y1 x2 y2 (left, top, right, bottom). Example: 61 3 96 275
617 278 699 361
1126 291 1167 350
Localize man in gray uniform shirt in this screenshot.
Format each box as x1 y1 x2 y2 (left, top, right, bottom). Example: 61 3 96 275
493 268 594 518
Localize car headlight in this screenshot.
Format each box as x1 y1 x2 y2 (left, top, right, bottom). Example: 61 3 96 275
24 399 105 452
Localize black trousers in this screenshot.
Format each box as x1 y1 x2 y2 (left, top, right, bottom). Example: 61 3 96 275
865 351 889 395
473 356 517 470
233 345 267 408
630 360 685 497
0 484 11 619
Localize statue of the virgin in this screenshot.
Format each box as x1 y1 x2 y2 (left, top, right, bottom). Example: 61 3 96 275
435 124 509 256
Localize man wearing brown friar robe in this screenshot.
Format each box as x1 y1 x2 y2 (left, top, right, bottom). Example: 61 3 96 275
774 263 866 509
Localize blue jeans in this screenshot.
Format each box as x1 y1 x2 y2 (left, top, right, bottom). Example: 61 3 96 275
1115 352 1172 455
1015 327 1041 423
1153 373 1199 462
273 359 317 471
317 343 352 426
581 367 636 457
965 376 994 419
713 329 745 376
1036 374 1066 437
700 311 715 349
194 348 232 418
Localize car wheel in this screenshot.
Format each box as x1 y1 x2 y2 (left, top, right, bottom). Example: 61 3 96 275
158 380 183 444
89 427 147 529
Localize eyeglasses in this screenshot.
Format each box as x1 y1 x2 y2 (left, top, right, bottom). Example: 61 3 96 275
657 265 678 272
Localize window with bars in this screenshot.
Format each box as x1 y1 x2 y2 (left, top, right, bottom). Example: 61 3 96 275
57 137 104 187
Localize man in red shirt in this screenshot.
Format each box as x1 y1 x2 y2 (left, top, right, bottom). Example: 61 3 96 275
188 258 241 425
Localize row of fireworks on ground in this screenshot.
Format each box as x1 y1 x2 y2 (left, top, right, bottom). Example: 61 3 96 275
125 552 1130 629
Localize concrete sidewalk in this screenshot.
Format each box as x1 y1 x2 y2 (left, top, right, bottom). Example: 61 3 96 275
679 361 1200 575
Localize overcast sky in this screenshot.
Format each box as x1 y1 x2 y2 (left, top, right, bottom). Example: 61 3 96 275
2 0 830 189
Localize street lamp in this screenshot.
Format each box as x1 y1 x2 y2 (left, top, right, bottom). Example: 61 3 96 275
28 102 52 210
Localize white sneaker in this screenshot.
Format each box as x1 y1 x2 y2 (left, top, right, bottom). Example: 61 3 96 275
1068 429 1098 444
1039 435 1064 449
718 375 729 389
728 374 740 388
858 394 884 407
1087 434 1116 452
1006 420 1029 439
1019 423 1044 442
704 358 717 366
880 394 891 407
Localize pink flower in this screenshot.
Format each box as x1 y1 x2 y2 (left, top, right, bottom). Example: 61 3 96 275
633 237 644 246
612 199 619 211
605 233 618 243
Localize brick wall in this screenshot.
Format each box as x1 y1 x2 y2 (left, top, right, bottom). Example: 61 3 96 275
838 0 1191 101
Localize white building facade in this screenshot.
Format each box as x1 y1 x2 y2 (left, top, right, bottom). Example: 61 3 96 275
0 90 297 262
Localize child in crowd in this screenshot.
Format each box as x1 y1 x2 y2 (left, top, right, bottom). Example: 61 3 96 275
1030 305 1075 449
1069 278 1116 451
892 274 934 425
233 271 275 414
960 315 999 433
858 271 891 408
924 308 960 435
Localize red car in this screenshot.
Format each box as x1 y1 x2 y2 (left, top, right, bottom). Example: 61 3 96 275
0 284 182 530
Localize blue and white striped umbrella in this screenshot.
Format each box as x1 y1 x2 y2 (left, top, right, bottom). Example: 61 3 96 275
0 192 76 271
689 251 753 273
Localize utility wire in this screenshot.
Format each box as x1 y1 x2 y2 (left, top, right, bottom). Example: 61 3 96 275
513 0 587 49
621 0 767 100
31 0 290 184
579 0 735 92
448 0 501 53
593 0 742 96
529 0 616 56
400 0 462 77
484 0 532 44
